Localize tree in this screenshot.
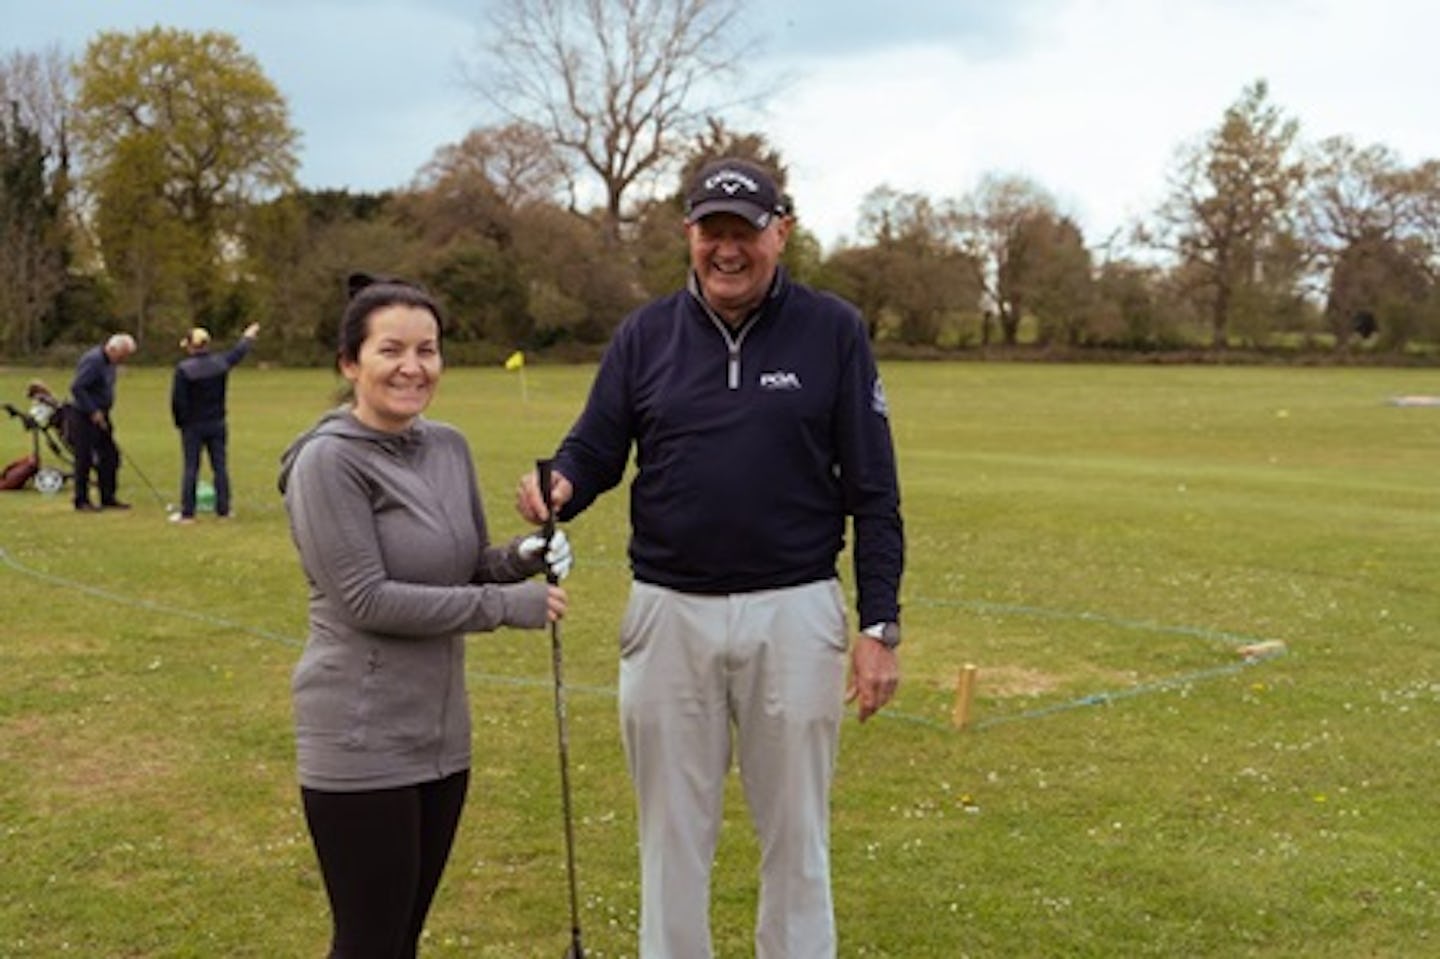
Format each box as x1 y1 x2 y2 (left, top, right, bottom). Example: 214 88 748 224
1303 137 1439 348
948 173 1059 345
474 0 750 242
398 125 575 346
71 27 298 340
1326 232 1431 350
850 186 978 345
1007 211 1094 347
414 122 568 217
0 47 74 354
0 101 68 355
0 47 71 154
244 190 422 365
1091 259 1169 348
1147 80 1305 348
512 201 646 343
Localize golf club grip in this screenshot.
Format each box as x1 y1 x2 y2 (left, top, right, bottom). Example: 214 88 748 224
536 458 559 585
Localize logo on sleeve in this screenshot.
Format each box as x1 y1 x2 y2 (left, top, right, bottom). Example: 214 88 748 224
759 370 803 391
871 376 889 417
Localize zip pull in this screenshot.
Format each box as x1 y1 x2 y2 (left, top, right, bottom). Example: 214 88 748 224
728 345 740 390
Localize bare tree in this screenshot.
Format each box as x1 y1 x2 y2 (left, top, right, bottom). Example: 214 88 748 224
417 122 569 210
404 122 570 248
473 0 750 242
1302 138 1440 348
1145 80 1305 348
1303 137 1407 345
1303 137 1412 249
1409 159 1440 260
0 46 71 158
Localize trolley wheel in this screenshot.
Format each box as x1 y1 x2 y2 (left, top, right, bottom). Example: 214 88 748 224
34 467 65 495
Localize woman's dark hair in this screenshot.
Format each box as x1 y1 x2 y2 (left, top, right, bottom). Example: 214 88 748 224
337 272 446 364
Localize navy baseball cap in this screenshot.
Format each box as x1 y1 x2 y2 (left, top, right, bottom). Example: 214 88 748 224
684 158 785 229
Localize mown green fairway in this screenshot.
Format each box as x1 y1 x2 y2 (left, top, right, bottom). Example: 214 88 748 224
1 362 1437 957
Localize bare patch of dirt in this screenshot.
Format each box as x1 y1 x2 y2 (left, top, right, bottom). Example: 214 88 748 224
961 665 1060 698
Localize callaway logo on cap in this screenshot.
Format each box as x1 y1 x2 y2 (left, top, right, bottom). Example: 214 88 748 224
684 158 785 230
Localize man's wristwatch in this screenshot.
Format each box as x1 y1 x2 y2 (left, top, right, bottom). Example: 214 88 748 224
861 622 901 650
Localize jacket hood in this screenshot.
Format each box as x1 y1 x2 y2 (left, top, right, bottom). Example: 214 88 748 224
277 408 429 494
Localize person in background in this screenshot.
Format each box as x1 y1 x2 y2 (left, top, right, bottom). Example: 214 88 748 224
516 158 906 958
68 332 137 512
170 323 260 523
278 273 572 959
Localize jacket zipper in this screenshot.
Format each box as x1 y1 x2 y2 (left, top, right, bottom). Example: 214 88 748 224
700 305 754 391
688 270 775 391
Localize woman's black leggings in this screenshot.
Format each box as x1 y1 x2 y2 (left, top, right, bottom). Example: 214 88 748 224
301 770 470 959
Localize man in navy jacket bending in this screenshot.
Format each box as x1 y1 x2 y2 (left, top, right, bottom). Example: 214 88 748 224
69 332 136 511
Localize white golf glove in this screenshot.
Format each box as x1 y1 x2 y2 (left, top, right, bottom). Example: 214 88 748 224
518 528 573 580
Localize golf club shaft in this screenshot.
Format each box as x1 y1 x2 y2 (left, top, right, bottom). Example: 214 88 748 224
537 458 585 955
552 620 583 948
111 433 168 507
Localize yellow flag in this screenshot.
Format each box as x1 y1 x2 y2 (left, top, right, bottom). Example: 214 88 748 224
504 350 524 371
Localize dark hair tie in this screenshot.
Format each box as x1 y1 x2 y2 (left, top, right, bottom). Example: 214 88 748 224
347 271 425 300
346 272 381 299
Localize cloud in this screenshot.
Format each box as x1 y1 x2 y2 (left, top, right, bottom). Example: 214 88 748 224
754 0 1440 251
7 0 1440 253
762 0 1058 59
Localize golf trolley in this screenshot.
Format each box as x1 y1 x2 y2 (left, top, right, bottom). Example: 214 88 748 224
2 381 76 494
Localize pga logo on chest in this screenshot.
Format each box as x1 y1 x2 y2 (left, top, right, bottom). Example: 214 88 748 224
758 370 802 391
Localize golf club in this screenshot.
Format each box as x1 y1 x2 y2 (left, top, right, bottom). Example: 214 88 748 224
538 458 586 959
110 429 172 512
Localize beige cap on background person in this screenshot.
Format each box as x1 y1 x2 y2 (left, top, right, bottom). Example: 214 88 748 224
180 327 211 349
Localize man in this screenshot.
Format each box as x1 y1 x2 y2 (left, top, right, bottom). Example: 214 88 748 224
69 332 137 511
171 323 260 522
516 157 904 958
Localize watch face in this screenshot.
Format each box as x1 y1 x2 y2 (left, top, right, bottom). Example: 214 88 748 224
866 622 899 648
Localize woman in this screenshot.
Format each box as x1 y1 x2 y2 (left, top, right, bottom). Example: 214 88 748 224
279 273 569 958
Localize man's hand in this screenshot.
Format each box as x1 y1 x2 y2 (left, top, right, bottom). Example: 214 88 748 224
845 634 900 723
516 468 573 524
242 323 260 339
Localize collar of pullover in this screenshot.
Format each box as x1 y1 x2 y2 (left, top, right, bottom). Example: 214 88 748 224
277 407 428 493
686 265 788 330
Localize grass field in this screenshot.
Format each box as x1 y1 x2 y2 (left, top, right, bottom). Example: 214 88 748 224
1 361 1437 958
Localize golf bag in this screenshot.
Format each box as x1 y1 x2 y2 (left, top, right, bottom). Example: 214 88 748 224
0 453 38 490
2 380 79 493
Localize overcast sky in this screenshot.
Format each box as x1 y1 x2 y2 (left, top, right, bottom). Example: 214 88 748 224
6 0 1440 252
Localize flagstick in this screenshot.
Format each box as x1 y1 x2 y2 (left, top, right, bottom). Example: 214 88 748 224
519 365 528 403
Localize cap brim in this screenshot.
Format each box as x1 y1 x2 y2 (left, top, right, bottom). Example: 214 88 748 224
685 199 772 229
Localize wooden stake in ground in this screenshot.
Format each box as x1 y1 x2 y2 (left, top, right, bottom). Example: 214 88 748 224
952 663 979 729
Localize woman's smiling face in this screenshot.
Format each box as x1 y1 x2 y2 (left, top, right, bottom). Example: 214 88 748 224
341 304 443 432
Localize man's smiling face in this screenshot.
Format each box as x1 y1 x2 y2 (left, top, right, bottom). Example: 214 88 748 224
687 211 791 325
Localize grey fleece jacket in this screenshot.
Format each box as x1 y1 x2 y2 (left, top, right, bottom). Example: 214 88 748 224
278 409 550 790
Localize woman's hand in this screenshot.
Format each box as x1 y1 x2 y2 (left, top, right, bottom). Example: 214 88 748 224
545 585 568 622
